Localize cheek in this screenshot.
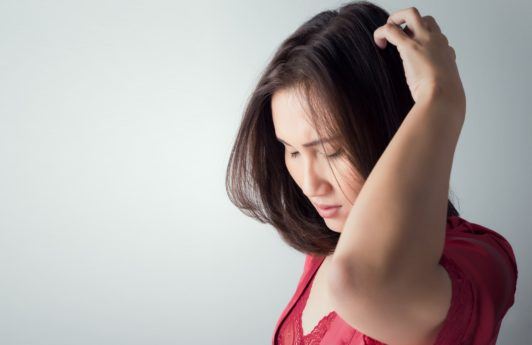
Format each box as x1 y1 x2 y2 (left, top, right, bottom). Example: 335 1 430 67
334 161 363 195
331 158 353 180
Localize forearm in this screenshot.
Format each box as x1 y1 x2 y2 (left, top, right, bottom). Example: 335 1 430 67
331 92 465 289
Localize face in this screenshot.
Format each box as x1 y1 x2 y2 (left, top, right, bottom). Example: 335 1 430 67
271 87 364 233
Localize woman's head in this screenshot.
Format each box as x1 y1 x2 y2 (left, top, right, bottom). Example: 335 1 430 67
271 85 364 233
225 0 459 256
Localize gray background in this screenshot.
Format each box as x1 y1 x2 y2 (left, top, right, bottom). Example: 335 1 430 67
0 0 530 344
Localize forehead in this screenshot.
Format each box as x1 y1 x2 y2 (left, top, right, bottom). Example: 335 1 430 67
271 87 318 140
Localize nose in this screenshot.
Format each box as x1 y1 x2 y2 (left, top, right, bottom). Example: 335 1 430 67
301 156 331 197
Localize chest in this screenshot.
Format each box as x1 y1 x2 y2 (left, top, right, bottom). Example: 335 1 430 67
300 261 337 335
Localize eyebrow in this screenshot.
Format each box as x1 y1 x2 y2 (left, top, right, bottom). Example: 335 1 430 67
276 135 338 148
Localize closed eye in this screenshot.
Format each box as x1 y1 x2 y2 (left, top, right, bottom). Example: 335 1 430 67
289 149 343 159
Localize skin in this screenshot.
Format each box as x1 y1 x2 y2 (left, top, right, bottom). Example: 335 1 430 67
271 86 361 332
326 7 465 345
271 86 364 236
273 7 467 345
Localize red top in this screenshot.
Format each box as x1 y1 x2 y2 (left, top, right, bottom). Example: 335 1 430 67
272 215 518 345
277 270 337 345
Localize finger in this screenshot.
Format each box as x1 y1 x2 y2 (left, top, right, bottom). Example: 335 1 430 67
374 22 413 50
422 15 441 33
403 25 415 38
449 45 456 61
386 7 429 39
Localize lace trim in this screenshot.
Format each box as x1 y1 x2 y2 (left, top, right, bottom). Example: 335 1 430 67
296 274 337 345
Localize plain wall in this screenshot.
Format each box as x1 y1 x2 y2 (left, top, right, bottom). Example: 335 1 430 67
0 0 530 344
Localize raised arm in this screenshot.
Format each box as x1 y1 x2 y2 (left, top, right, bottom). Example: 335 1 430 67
327 7 466 344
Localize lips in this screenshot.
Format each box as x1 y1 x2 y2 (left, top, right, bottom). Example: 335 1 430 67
314 203 342 218
316 204 341 210
316 205 341 218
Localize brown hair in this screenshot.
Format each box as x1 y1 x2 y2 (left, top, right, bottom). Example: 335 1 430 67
225 0 460 256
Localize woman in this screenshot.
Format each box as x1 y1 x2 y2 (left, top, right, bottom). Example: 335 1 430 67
225 1 518 344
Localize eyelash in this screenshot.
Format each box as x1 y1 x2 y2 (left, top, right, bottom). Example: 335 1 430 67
289 149 343 159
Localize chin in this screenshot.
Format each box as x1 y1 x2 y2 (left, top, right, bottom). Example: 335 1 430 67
325 221 343 233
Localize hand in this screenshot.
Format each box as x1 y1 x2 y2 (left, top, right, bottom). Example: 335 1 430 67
374 7 466 116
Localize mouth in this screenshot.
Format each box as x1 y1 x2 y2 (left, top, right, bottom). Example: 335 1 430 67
316 205 341 218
